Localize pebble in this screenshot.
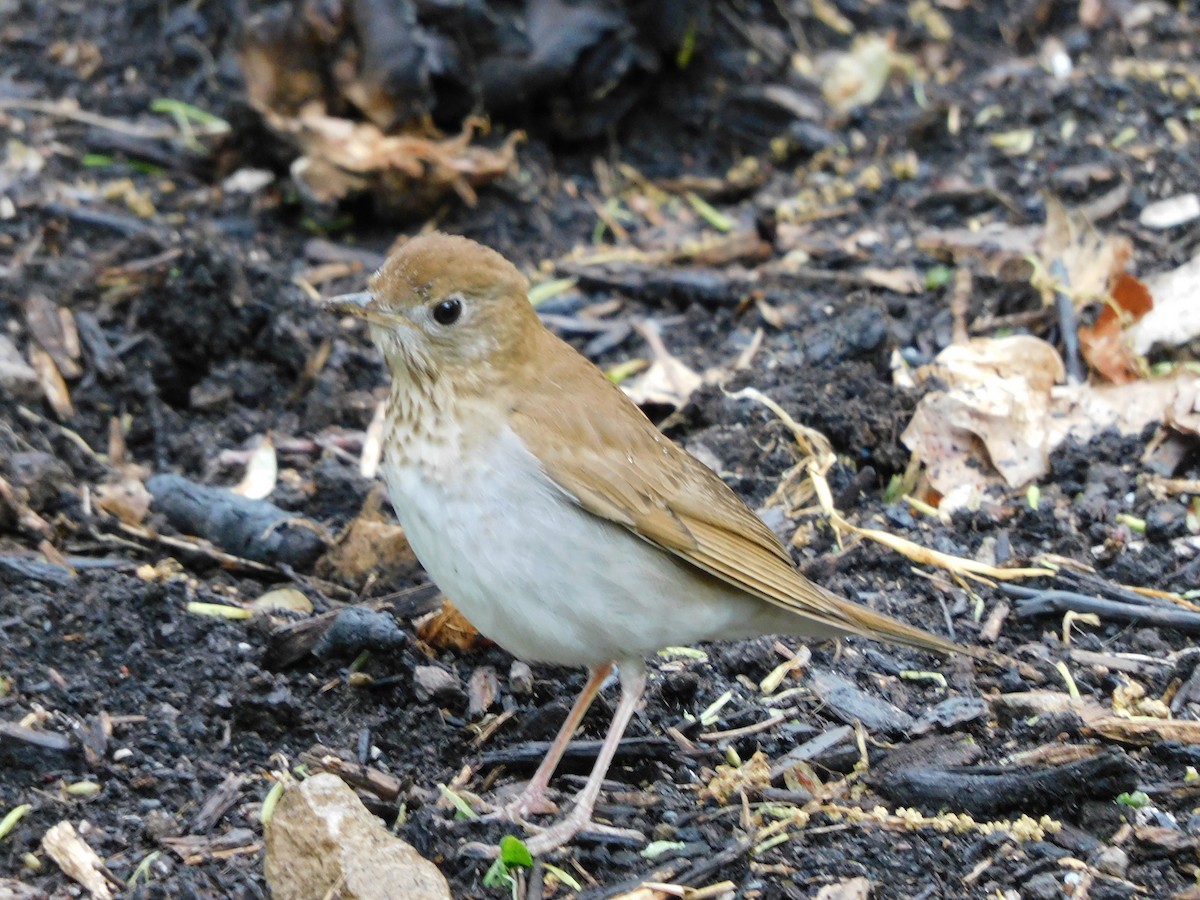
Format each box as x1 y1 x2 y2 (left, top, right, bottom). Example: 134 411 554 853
508 660 534 696
264 773 450 900
0 334 39 402
412 665 462 703
1090 845 1129 878
1022 871 1064 900
1144 502 1189 542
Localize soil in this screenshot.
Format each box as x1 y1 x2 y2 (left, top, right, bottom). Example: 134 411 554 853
3 1 1200 898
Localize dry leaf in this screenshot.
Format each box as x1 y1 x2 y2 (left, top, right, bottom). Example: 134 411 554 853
1086 716 1200 745
318 492 417 587
28 347 74 418
820 35 897 114
272 110 521 213
902 336 1064 504
250 587 313 615
1034 196 1133 308
24 293 81 378
815 877 872 900
622 321 703 409
902 336 1200 510
861 266 923 294
1076 271 1154 383
94 477 152 526
1128 252 1200 355
360 398 387 480
1167 379 1200 435
416 599 481 652
467 666 499 719
232 435 277 500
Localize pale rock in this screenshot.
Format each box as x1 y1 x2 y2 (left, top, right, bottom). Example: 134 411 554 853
264 773 450 900
412 664 462 703
508 660 534 695
0 336 38 402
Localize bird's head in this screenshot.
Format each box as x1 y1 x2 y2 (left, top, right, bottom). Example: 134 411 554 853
321 233 539 381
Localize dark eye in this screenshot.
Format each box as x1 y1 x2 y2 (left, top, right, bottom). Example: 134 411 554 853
432 297 462 325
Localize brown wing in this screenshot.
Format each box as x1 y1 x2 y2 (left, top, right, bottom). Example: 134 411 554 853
510 330 965 657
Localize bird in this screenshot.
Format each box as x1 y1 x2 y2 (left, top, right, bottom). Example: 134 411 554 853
321 232 988 856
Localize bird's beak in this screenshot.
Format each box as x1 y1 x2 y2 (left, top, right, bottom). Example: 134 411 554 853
320 291 374 317
320 291 414 329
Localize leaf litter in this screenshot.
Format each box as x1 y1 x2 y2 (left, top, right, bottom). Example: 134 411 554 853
4 0 1200 898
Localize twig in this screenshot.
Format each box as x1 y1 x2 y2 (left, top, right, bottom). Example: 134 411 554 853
1004 585 1200 634
1051 259 1085 384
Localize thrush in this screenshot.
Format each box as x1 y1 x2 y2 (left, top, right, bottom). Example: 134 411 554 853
322 232 985 856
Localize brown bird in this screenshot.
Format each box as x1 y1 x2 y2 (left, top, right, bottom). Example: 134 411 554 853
323 232 980 856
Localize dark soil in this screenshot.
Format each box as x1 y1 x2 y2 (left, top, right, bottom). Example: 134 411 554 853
3 1 1200 898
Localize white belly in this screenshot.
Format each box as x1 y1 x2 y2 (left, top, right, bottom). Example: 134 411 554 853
382 427 815 668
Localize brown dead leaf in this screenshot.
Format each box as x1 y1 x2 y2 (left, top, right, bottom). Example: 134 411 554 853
250 587 313 616
1167 379 1200 435
318 490 417 587
820 35 897 114
903 336 1200 510
94 477 152 526
416 599 481 653
467 666 499 719
269 110 521 213
622 321 703 409
861 266 923 294
1085 715 1200 746
1128 252 1200 356
1077 271 1154 383
28 347 74 419
902 336 1065 506
815 877 872 900
23 293 81 379
231 435 278 500
1035 196 1133 307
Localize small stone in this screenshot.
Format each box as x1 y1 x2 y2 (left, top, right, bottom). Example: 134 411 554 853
3 451 73 512
1090 845 1129 878
467 666 499 718
0 335 39 403
265 773 450 900
413 665 462 703
1022 871 1064 900
1144 502 1189 542
1139 193 1200 230
1130 628 1170 655
508 660 534 696
311 608 406 659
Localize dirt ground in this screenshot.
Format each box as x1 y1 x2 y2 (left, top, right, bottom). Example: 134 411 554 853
3 1 1200 898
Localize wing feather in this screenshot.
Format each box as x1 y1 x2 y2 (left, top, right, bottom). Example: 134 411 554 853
511 331 964 657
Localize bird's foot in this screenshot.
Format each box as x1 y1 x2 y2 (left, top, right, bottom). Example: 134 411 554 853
477 786 559 824
522 812 644 856
460 811 644 859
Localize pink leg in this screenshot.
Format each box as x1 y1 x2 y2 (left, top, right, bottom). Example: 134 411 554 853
519 661 648 856
486 662 613 821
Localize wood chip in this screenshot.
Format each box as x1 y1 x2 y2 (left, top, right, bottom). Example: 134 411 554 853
41 821 113 899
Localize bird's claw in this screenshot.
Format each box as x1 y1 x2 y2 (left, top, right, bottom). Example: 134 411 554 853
475 789 560 825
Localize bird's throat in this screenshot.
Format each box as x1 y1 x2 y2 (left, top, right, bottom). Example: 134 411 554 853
382 370 503 484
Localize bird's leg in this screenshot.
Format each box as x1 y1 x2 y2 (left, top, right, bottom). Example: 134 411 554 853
483 662 613 822
518 661 647 856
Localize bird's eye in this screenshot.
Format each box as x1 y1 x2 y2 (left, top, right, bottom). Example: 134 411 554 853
432 297 462 326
